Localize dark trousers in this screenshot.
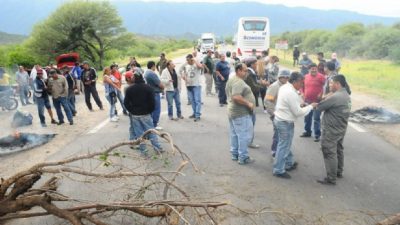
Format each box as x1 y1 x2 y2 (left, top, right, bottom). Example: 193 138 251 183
84 85 102 110
321 129 345 182
218 80 227 104
304 109 321 138
253 91 260 107
260 88 267 109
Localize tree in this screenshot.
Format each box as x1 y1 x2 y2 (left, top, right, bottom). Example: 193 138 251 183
27 0 126 69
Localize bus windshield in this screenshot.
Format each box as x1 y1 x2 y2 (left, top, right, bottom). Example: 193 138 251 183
202 38 214 44
242 21 266 31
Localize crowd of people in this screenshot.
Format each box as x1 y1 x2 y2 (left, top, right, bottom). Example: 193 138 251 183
0 47 351 185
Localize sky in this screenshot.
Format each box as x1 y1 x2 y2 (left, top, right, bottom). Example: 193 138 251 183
125 0 400 17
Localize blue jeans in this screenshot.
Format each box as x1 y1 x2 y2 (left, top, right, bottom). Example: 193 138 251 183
273 119 295 175
105 95 117 119
250 113 256 144
36 96 51 124
53 97 73 123
229 115 253 161
166 89 182 118
116 89 127 113
67 89 76 113
270 116 278 153
130 114 162 153
187 86 201 118
19 84 30 105
151 93 161 127
304 109 321 138
218 81 227 104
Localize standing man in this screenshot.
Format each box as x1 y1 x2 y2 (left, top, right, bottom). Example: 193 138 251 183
161 60 183 120
81 61 103 111
213 51 221 95
124 71 164 158
16 66 32 105
300 63 326 142
33 69 57 127
292 46 300 67
202 50 215 96
299 52 313 76
111 64 128 115
225 63 256 165
47 69 74 125
330 52 341 72
264 70 290 157
316 75 351 185
179 54 203 122
156 53 168 74
63 66 77 116
215 54 230 107
144 61 164 129
273 72 316 179
317 52 326 75
71 62 82 94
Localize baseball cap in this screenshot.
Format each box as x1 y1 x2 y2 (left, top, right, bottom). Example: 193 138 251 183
125 70 133 79
278 70 291 78
82 61 89 65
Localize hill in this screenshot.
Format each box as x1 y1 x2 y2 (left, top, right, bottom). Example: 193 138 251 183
0 0 399 37
0 31 27 45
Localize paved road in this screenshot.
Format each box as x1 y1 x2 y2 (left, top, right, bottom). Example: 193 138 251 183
3 54 400 225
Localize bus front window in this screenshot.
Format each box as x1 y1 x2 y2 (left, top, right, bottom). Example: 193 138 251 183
243 21 266 31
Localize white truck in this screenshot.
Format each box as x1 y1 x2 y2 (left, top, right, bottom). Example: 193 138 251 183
200 33 216 54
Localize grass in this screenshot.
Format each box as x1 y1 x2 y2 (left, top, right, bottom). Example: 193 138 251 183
268 49 400 108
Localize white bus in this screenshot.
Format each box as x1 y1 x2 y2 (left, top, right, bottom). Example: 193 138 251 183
236 17 270 57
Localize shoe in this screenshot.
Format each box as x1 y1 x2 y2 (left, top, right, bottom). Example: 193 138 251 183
123 110 128 116
89 109 94 112
223 102 228 105
286 162 298 171
317 178 336 185
57 121 65 125
300 132 311 138
22 103 27 106
110 117 118 122
194 117 200 122
155 126 163 130
69 121 74 125
187 102 191 105
169 117 174 120
271 151 276 158
314 137 320 142
232 155 238 161
155 148 165 154
140 152 151 160
189 115 195 119
41 123 47 127
100 107 104 110
72 112 76 117
238 157 255 165
26 101 33 105
178 116 184 119
220 104 224 107
51 119 58 124
273 172 291 179
248 143 260 149
337 172 343 178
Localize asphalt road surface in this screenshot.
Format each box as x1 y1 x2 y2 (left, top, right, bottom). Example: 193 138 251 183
1 53 400 225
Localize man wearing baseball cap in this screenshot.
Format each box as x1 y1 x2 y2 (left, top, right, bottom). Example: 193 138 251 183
124 71 163 157
264 70 290 157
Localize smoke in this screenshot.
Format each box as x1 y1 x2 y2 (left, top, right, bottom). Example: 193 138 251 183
350 107 400 124
0 133 56 155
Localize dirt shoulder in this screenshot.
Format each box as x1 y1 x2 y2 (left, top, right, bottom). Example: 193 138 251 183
350 91 400 149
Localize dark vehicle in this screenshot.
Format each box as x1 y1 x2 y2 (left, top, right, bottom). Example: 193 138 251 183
56 53 80 68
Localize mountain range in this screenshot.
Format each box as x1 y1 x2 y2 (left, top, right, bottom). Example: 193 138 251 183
1 0 399 38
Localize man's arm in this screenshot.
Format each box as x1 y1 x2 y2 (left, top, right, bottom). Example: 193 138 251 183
317 94 337 112
232 95 254 111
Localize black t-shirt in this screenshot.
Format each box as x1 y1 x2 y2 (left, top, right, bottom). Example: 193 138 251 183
170 69 178 89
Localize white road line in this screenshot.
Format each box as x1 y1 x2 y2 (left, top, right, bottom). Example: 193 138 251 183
349 122 367 133
87 119 110 134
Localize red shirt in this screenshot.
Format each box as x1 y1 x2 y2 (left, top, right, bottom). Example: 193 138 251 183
112 70 121 81
303 73 325 103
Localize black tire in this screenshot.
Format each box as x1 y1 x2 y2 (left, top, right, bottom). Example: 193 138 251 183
5 98 18 110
